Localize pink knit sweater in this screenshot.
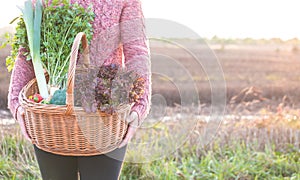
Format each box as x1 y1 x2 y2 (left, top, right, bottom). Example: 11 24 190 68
7 0 151 138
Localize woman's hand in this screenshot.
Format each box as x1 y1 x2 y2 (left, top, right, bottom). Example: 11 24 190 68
16 106 31 141
118 111 139 148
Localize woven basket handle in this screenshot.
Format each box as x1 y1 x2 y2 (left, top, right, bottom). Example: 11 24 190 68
65 32 90 115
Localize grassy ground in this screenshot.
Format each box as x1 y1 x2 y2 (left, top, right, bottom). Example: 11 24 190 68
121 143 300 180
1 109 300 179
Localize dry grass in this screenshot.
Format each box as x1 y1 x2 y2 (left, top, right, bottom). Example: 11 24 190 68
1 40 300 108
150 43 300 106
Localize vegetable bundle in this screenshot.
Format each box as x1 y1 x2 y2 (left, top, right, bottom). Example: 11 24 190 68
7 0 94 100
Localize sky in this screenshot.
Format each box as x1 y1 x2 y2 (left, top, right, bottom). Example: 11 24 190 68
1 0 300 40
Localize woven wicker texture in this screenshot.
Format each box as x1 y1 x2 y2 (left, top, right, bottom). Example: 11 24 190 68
19 32 130 156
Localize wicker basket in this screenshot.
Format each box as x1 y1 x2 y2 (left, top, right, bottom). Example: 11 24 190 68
19 32 130 156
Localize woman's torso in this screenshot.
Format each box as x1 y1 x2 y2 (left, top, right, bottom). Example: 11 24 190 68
71 0 126 66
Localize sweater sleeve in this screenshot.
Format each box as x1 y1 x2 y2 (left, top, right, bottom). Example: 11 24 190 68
7 48 35 120
120 0 151 125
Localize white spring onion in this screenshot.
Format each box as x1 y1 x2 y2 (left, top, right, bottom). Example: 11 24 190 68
20 0 49 99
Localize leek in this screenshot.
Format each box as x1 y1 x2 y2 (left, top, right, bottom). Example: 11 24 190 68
21 0 49 98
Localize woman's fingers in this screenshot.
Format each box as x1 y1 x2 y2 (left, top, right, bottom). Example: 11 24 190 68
126 111 138 123
17 107 31 141
118 125 138 148
19 106 25 116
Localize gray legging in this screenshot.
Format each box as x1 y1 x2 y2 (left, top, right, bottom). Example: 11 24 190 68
34 145 127 180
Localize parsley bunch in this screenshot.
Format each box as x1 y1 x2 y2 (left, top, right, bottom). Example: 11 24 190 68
6 0 94 89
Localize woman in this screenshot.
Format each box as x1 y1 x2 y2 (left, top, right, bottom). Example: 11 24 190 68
7 0 151 179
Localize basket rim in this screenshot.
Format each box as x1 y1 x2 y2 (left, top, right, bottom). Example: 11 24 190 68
19 77 132 116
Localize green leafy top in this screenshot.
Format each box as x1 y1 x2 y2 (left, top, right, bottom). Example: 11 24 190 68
6 1 94 89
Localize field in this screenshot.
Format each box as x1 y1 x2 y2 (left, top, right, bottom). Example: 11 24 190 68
1 36 300 179
1 109 300 179
2 39 300 109
147 39 300 118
